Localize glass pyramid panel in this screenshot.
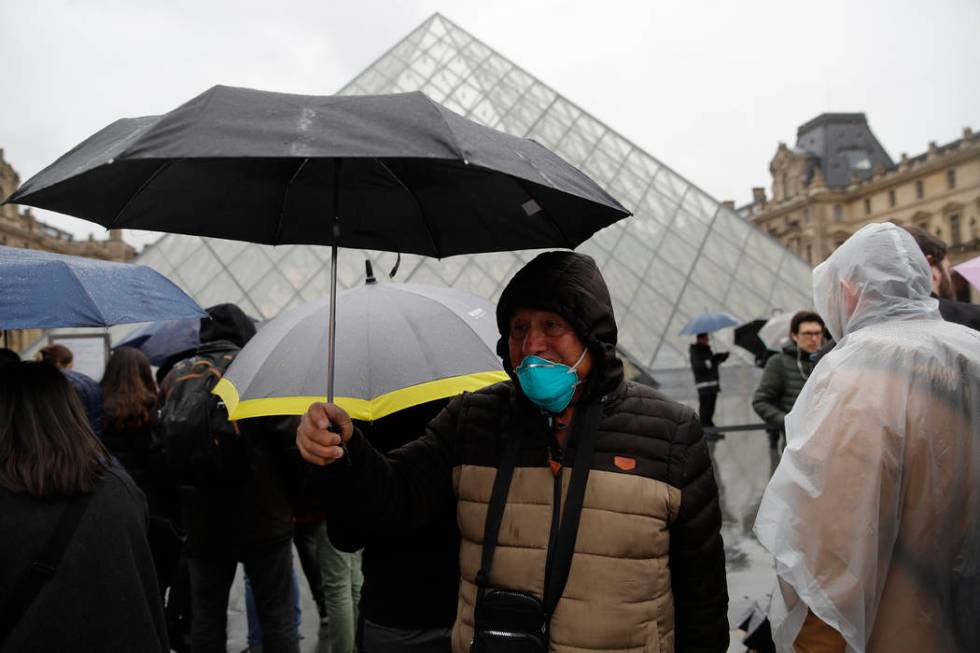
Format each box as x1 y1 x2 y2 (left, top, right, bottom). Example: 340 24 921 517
132 12 812 375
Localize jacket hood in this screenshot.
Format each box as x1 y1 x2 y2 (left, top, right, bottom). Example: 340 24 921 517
813 222 941 342
495 250 624 400
199 303 256 348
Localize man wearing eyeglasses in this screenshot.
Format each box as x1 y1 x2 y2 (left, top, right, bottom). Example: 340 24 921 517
751 311 825 468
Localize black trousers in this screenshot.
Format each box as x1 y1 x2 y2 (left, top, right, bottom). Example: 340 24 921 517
697 390 718 428
187 542 299 653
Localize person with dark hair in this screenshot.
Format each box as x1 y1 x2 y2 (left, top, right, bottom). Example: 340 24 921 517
0 361 168 652
689 332 729 440
903 225 980 330
101 347 183 604
0 348 19 366
163 303 300 653
101 347 159 474
752 311 825 469
39 342 103 437
297 251 729 653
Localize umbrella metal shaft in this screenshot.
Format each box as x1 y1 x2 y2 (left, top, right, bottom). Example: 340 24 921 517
327 242 338 403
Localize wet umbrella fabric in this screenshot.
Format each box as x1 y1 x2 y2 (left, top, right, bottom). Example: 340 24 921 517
758 313 793 351
733 318 770 361
7 86 628 255
6 85 630 403
678 312 741 336
953 254 980 293
0 245 206 329
114 318 200 365
213 279 507 421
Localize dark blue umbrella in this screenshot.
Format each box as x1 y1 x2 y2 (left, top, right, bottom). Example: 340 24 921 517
115 318 201 365
0 245 206 329
678 312 741 336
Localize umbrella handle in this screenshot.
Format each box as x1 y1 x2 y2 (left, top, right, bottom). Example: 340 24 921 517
326 216 351 465
327 239 338 404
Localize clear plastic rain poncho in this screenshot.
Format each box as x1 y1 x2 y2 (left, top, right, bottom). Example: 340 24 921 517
754 223 980 652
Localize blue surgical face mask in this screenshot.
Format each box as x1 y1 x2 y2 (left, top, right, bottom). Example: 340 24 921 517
514 348 588 414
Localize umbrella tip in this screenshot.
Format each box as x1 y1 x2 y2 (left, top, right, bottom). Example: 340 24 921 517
365 260 377 285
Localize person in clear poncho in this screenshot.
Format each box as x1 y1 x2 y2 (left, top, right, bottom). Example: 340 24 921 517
753 222 980 652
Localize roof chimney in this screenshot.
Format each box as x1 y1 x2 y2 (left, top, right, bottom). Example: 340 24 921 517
752 187 767 206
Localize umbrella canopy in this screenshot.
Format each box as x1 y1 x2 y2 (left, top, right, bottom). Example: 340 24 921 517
6 85 628 402
758 313 793 351
213 275 507 421
0 245 206 329
953 254 980 293
7 86 628 255
734 318 770 361
114 317 200 366
678 312 741 336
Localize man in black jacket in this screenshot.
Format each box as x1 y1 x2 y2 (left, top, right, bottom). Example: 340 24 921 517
903 226 980 331
688 333 729 440
163 304 300 653
296 251 728 653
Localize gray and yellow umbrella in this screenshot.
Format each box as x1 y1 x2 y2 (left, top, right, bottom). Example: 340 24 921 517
214 272 507 421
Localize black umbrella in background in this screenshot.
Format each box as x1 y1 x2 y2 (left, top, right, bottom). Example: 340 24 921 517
734 318 771 367
7 85 629 402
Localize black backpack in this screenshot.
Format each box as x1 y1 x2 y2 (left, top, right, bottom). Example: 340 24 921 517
158 348 250 488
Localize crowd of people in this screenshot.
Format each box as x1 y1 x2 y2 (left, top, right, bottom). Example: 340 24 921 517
1 219 978 653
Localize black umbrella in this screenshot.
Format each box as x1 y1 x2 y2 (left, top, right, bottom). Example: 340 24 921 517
734 318 771 367
7 85 629 400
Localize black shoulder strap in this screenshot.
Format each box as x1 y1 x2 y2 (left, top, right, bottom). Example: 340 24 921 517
542 400 602 615
475 415 521 591
0 491 94 646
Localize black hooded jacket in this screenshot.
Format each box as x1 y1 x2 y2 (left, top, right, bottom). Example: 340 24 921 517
170 303 297 559
320 252 728 652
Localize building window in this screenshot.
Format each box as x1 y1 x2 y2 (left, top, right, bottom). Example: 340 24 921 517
947 168 956 189
864 198 871 215
806 244 812 264
888 189 896 207
803 206 810 222
833 204 843 221
950 214 961 246
915 180 924 199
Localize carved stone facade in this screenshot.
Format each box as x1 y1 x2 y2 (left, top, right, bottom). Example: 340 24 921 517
744 114 979 301
1 149 138 352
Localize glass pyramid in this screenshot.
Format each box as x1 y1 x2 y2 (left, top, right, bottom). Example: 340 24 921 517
132 13 812 374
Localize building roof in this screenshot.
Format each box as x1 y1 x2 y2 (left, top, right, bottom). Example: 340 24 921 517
130 13 812 372
795 112 894 187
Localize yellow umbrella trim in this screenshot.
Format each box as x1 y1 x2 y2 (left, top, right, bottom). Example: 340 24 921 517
213 370 510 422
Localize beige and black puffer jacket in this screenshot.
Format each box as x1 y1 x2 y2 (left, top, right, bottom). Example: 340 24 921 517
330 251 729 652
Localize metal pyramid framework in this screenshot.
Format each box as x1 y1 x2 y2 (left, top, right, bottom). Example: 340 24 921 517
132 13 812 373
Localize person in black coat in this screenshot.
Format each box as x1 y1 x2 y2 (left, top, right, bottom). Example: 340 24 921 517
0 362 168 652
903 225 980 331
689 333 729 440
350 399 459 652
162 304 301 653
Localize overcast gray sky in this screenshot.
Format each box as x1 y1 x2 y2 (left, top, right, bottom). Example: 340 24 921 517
2 0 978 250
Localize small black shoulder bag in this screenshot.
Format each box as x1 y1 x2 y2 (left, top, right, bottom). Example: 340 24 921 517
471 401 602 652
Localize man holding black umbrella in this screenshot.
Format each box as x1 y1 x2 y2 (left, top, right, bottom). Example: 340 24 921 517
297 251 728 653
